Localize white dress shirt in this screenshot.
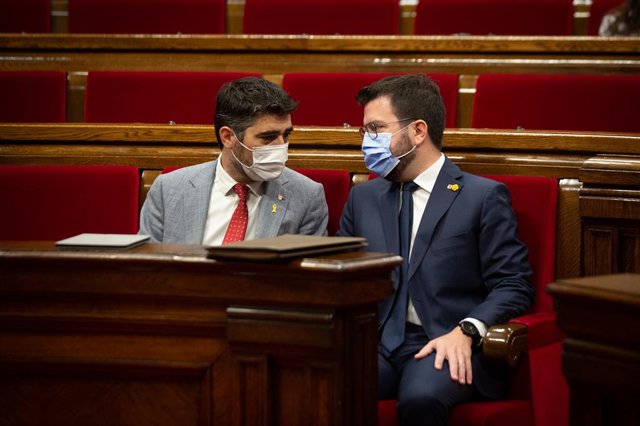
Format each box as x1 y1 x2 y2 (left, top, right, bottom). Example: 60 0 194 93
201 154 263 246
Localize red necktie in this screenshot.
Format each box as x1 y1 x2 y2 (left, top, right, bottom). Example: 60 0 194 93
222 183 249 244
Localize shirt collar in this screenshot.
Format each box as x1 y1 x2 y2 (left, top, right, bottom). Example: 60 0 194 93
413 153 445 194
216 152 264 196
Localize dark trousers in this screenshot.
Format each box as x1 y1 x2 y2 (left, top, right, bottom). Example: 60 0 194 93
378 323 478 426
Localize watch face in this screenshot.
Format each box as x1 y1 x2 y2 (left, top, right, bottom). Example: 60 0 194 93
461 322 477 336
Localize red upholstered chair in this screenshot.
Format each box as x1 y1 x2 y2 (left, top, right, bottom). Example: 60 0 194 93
0 165 141 240
84 71 261 124
282 73 458 128
587 0 625 35
243 0 399 35
378 175 568 426
472 73 640 132
68 0 226 34
294 169 351 236
0 0 50 32
0 71 66 123
414 0 573 35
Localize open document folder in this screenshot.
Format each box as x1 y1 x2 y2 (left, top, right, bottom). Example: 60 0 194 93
206 234 367 261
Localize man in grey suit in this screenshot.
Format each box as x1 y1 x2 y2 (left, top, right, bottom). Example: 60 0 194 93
140 77 328 244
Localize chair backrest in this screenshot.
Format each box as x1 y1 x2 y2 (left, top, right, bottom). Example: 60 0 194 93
68 0 226 34
472 73 640 132
294 169 351 236
282 72 458 128
0 71 66 123
84 71 261 124
481 175 558 313
415 0 573 35
0 165 141 240
588 0 625 35
243 0 399 35
0 0 50 32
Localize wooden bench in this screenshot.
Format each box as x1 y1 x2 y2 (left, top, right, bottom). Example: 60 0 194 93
1 123 638 278
1 35 639 125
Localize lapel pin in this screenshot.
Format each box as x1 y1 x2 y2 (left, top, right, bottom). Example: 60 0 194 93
272 203 278 214
277 194 284 201
447 183 460 192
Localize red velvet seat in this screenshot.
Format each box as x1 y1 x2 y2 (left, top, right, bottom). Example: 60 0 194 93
282 73 458 128
0 71 66 123
378 175 568 426
0 0 50 33
414 0 573 35
472 73 640 132
243 0 399 35
294 169 351 236
587 0 625 35
84 71 261 124
0 165 140 240
68 0 226 34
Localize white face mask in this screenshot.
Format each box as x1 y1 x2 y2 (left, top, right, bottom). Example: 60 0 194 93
231 133 288 181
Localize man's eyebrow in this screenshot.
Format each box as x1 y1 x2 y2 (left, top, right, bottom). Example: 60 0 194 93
255 127 294 138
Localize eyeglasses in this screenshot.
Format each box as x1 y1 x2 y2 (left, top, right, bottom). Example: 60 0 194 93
358 118 417 140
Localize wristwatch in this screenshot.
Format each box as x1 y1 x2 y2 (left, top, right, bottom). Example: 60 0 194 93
459 321 483 347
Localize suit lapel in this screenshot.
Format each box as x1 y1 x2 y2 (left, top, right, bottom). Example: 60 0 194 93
408 159 463 279
183 162 217 243
255 176 290 238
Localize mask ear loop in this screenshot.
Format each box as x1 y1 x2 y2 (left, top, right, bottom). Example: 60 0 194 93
391 122 417 159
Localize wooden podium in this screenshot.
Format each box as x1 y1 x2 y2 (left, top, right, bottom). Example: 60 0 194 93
0 242 401 426
548 274 640 426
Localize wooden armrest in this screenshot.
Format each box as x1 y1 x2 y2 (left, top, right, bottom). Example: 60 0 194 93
483 323 528 367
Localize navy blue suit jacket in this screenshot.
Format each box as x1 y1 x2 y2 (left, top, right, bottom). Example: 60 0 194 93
337 157 535 398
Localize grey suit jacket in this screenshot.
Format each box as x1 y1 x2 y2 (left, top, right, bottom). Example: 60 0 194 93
139 161 328 243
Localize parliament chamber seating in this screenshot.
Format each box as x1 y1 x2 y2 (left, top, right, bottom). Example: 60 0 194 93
378 175 568 426
0 165 140 240
414 0 574 35
282 72 459 128
84 71 261 124
587 0 625 35
0 0 50 33
242 0 400 35
0 71 66 123
68 0 226 34
471 73 640 132
294 168 351 236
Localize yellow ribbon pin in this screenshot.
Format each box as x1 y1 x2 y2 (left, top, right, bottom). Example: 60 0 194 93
272 203 277 214
447 184 460 192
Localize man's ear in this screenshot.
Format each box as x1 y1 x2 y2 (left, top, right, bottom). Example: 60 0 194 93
219 126 235 149
413 120 429 146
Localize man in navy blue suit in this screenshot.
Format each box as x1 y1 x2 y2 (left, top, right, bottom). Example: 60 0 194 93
337 74 535 426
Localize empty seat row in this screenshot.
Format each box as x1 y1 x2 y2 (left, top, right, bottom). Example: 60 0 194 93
3 70 639 133
0 0 624 35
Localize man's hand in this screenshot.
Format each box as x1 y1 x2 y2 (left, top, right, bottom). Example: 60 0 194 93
414 326 473 385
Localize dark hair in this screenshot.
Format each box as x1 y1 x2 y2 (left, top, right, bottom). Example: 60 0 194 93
356 74 446 150
608 0 640 35
214 77 297 148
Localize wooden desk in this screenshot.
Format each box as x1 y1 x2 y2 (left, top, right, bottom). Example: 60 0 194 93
548 274 640 426
0 241 401 426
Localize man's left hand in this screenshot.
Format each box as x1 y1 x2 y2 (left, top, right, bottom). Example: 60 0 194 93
414 326 473 385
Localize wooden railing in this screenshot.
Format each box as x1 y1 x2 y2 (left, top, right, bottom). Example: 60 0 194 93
1 123 639 278
1 35 639 125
